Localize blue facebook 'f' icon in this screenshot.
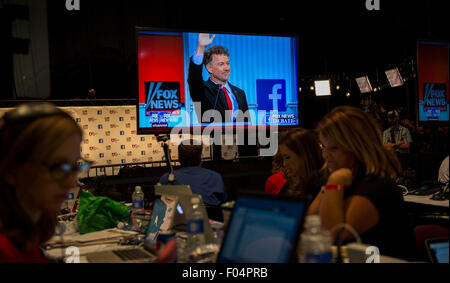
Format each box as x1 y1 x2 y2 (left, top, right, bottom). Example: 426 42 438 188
256 79 286 112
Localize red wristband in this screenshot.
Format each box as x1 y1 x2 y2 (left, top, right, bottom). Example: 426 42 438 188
324 184 345 192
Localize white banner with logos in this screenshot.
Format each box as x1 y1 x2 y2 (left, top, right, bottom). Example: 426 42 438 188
0 105 212 177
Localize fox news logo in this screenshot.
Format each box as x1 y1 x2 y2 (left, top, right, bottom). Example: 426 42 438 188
145 81 181 111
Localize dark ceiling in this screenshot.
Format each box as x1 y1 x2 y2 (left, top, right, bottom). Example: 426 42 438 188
1 0 448 126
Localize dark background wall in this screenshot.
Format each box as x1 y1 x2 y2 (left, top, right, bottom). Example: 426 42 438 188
1 0 448 128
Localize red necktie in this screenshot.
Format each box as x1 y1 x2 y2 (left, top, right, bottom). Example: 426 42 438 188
222 86 233 120
222 86 233 111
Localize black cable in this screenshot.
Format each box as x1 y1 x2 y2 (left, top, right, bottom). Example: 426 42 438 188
158 137 175 184
335 228 344 263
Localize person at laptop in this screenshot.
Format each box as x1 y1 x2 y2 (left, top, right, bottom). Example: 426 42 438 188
0 103 90 263
264 151 287 195
307 106 416 260
267 129 325 197
159 139 227 206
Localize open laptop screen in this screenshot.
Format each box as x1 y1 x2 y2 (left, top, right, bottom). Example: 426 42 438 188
427 239 449 263
145 194 178 247
217 194 307 263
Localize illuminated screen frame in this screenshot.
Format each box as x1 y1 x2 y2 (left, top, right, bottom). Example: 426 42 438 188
417 40 449 124
135 27 300 134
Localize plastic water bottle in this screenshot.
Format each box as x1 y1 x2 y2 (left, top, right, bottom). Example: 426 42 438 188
298 215 333 263
186 196 205 255
131 186 144 211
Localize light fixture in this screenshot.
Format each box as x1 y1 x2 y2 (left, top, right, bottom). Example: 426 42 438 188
385 68 404 87
314 80 331 96
346 92 351 97
355 76 373 93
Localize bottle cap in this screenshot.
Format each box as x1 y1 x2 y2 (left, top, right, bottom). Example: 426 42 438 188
190 196 200 205
304 215 321 227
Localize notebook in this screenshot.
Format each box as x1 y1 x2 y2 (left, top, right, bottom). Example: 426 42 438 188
217 192 310 263
85 193 178 263
425 238 449 263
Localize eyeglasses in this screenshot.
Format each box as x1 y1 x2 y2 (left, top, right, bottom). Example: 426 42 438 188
41 159 92 182
319 143 339 153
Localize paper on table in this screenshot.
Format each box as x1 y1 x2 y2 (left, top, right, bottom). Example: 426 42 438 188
46 228 138 246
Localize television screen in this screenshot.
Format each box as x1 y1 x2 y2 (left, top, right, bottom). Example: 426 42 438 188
136 28 299 134
417 40 449 123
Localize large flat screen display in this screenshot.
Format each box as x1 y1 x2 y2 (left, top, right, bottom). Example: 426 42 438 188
417 40 449 123
136 28 299 134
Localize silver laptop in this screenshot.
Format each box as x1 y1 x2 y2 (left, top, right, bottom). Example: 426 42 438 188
85 193 178 263
216 192 310 263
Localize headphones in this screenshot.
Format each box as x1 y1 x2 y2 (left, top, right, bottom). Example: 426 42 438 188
0 102 73 131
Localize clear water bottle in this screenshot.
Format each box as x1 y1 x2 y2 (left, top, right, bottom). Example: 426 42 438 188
131 186 144 211
186 196 205 256
298 215 333 263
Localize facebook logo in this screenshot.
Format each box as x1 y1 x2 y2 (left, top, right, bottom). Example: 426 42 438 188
256 79 287 112
98 139 103 143
121 145 125 149
98 124 103 129
120 131 125 135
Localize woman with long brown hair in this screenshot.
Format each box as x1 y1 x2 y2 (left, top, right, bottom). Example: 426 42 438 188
0 103 90 262
308 105 415 260
269 128 325 196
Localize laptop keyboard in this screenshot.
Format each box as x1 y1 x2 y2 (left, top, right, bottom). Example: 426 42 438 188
113 249 153 261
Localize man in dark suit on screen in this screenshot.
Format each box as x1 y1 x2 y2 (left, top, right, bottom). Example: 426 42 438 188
188 33 250 124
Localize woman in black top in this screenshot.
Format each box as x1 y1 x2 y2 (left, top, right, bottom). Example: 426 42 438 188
307 106 415 260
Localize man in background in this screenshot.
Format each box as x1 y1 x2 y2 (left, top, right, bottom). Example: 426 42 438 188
159 139 227 206
383 110 412 154
383 110 413 170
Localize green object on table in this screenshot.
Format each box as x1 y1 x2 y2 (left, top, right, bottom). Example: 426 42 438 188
77 190 130 234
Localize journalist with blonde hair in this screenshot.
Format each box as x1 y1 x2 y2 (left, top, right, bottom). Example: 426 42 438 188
307 106 415 260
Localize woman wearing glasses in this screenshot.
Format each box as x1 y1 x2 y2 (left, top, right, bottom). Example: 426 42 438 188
0 103 91 262
307 106 415 261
